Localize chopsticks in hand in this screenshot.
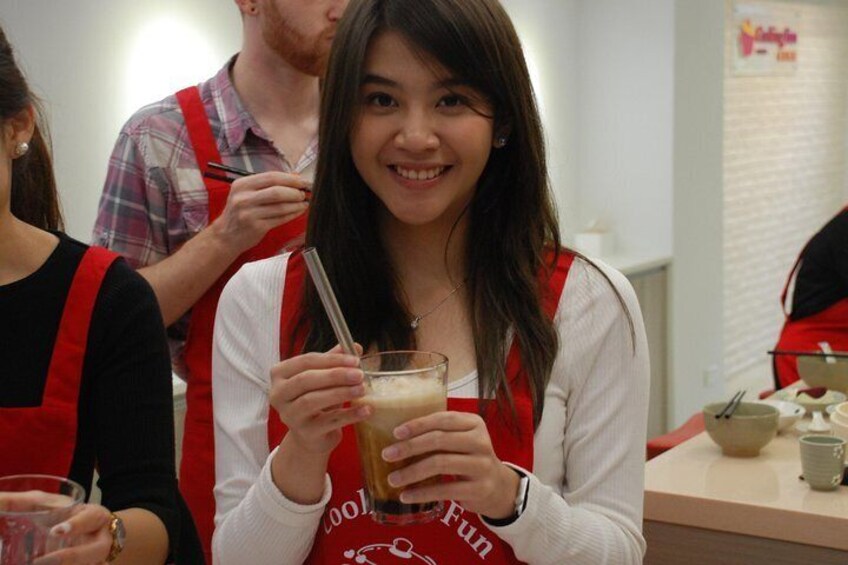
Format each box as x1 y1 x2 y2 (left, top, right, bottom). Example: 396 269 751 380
202 161 312 198
203 161 252 184
715 390 746 419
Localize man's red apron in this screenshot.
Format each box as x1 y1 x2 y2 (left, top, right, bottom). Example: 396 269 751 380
268 251 573 564
773 206 848 389
175 87 308 562
0 247 118 477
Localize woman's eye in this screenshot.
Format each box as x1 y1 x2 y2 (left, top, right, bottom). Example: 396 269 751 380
365 93 396 108
438 95 465 108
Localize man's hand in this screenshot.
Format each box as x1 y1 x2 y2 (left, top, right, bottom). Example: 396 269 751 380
210 170 311 255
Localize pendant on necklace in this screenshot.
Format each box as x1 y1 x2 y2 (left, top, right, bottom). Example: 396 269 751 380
410 317 421 330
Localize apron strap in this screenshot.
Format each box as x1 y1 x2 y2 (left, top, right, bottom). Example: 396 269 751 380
175 86 229 220
505 251 573 387
43 247 120 406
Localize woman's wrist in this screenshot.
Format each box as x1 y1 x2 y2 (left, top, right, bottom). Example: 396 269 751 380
270 435 332 505
482 464 522 520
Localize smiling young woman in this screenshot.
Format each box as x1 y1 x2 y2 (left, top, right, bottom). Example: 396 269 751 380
211 1 650 564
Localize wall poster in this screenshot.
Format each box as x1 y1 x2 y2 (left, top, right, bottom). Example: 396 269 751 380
733 3 799 76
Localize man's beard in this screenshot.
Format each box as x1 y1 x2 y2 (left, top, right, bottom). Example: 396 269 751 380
261 3 329 77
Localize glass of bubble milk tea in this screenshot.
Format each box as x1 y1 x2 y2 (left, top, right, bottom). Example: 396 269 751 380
353 351 448 525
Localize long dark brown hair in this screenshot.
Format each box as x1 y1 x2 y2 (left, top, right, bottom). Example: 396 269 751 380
301 0 561 428
0 25 62 231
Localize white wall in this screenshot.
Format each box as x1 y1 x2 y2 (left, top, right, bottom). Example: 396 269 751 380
723 0 848 382
501 0 580 238
0 0 241 240
670 0 727 426
573 0 674 257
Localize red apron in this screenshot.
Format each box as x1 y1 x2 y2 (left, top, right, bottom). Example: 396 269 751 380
268 251 572 564
0 246 118 477
175 86 308 562
773 206 848 388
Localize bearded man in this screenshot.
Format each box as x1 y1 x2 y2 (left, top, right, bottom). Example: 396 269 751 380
92 2 349 561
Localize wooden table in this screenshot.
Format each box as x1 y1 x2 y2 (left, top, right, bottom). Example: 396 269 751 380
644 427 848 564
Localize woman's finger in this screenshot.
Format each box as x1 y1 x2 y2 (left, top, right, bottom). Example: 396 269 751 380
306 405 373 437
387 453 483 488
393 410 481 440
272 351 359 382
277 366 363 403
34 529 112 565
49 504 110 538
286 382 367 419
382 428 479 463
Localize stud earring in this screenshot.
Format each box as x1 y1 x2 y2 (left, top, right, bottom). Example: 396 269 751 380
494 135 508 149
14 141 29 158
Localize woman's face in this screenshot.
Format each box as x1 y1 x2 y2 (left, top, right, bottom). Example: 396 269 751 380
350 31 496 233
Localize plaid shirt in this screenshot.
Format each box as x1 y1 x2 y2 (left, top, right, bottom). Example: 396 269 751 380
93 58 317 371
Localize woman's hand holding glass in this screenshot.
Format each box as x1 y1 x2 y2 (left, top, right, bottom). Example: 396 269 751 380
269 344 369 456
32 502 112 565
379 411 521 519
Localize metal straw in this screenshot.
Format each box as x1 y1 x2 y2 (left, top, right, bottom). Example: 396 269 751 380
302 247 357 357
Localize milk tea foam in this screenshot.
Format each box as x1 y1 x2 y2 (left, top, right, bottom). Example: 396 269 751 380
353 374 446 522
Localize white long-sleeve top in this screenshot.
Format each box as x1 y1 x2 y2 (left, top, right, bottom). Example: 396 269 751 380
211 253 650 564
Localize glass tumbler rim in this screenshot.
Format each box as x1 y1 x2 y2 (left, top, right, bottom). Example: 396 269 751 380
359 350 448 377
0 474 85 516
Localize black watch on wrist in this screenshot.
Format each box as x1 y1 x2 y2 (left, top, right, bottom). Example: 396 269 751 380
484 468 530 527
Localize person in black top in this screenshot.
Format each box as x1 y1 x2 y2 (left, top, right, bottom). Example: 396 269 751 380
789 208 848 320
773 206 848 388
0 25 200 563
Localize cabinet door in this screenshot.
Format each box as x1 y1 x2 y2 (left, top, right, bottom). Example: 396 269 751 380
629 268 668 438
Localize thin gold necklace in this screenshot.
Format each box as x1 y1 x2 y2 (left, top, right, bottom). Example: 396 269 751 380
410 280 466 330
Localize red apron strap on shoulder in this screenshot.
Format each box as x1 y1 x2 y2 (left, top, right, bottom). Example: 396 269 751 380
175 87 223 173
43 247 120 404
541 250 573 320
505 250 573 387
175 86 229 220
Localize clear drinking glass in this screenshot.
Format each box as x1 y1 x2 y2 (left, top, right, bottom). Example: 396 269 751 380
353 351 448 525
0 475 84 564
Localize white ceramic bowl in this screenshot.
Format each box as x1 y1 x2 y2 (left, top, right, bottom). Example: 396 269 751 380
754 399 805 431
831 416 848 441
830 402 848 427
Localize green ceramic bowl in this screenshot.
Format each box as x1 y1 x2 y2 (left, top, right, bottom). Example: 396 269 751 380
703 402 779 457
797 356 848 394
